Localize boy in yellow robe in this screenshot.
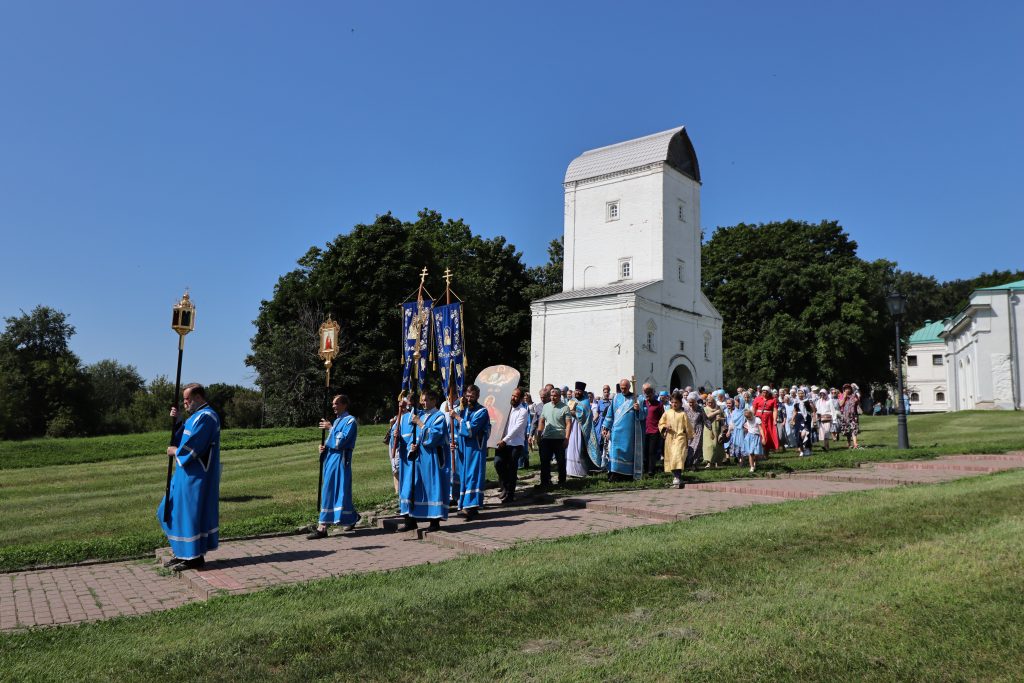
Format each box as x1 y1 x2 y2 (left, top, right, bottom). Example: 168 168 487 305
658 391 694 489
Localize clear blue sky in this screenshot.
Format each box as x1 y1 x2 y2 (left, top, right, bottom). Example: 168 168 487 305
2 1 1021 387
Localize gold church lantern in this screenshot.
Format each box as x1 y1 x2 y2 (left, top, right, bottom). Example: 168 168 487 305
318 316 341 386
171 291 196 346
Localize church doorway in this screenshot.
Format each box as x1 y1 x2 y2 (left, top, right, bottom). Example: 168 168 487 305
670 364 694 392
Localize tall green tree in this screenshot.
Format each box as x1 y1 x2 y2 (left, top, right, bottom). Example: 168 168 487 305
0 307 92 438
86 359 145 434
248 210 539 424
702 220 894 390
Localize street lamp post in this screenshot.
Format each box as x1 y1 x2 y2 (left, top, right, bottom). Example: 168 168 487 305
886 292 910 449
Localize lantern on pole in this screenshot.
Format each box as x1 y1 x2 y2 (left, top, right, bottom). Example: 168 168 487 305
318 316 341 387
164 290 197 523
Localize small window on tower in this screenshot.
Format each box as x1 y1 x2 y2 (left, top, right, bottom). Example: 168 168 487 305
677 259 685 282
907 356 918 367
703 331 712 361
677 201 687 223
619 258 632 280
606 201 620 222
932 354 943 366
679 340 685 351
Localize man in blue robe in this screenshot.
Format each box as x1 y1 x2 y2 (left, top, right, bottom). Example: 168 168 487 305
449 384 490 520
572 381 602 470
158 383 221 571
397 389 451 531
307 394 360 539
601 378 646 481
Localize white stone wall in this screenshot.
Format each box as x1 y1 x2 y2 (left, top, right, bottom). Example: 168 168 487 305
944 289 1023 410
529 288 724 398
563 167 664 291
530 297 637 397
661 167 702 311
904 341 948 412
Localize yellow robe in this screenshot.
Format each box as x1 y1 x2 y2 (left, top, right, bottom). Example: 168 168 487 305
658 407 693 471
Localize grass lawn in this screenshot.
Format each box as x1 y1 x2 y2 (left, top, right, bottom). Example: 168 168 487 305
0 427 324 469
1 411 1022 571
3 469 1022 681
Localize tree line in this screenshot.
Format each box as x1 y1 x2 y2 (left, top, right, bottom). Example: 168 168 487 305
0 307 263 439
4 211 1017 437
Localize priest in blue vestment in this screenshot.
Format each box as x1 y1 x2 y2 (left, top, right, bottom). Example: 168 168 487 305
601 378 646 481
158 383 221 571
307 394 360 539
398 389 451 531
449 384 490 520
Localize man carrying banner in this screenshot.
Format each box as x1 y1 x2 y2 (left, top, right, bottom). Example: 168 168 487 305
601 378 646 481
307 394 359 539
399 389 450 530
449 384 490 520
159 383 220 571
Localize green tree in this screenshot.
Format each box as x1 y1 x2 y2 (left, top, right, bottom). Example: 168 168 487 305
248 210 538 424
0 307 92 439
86 359 145 434
702 220 894 390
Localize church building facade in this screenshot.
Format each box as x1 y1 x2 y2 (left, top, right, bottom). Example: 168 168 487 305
530 126 723 396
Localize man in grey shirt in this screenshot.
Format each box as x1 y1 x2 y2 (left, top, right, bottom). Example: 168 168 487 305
536 386 572 488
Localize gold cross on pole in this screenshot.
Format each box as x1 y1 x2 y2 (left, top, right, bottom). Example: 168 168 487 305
443 267 453 286
419 267 429 287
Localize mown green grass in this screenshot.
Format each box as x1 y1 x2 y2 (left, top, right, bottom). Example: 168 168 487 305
0 427 323 469
0 425 395 571
3 470 1022 682
1 411 1021 572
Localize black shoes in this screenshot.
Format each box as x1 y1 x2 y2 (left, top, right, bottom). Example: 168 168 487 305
401 518 419 531
162 556 182 568
462 508 479 521
428 520 441 531
306 527 328 540
170 556 205 572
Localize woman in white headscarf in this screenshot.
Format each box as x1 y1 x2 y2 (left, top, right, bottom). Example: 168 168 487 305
682 392 706 470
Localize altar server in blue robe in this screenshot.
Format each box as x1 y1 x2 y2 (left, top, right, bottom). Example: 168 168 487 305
158 383 221 571
601 378 646 481
399 389 451 531
307 394 360 539
449 384 490 520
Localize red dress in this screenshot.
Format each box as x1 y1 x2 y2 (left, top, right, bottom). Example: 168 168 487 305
752 395 780 452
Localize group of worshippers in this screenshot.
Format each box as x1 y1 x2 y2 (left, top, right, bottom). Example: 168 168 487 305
524 380 866 486
154 378 866 567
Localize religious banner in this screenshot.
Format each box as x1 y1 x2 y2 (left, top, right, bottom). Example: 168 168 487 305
401 299 432 392
473 364 521 449
432 302 466 399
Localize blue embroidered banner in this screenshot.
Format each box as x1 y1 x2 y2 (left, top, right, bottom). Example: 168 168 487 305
401 299 432 392
432 302 465 399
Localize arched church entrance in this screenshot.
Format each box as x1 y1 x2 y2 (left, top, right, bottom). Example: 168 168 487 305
670 364 694 392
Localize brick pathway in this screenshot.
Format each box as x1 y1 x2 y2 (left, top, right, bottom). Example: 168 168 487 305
2 453 1022 632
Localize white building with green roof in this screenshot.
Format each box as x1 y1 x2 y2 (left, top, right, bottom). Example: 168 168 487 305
939 279 1023 411
904 320 949 412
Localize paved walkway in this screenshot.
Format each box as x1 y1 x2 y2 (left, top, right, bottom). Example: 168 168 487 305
3 452 1022 631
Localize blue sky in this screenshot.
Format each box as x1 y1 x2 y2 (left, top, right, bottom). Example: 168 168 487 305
1 1 1021 387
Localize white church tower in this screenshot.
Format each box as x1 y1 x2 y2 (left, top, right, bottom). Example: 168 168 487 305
530 126 723 396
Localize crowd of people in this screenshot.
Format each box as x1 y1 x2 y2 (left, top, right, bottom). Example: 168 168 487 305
520 380 867 487
155 378 868 570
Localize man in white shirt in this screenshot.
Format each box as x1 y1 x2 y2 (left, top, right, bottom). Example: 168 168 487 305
495 387 529 503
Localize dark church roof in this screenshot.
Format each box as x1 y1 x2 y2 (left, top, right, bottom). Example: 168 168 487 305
564 126 701 184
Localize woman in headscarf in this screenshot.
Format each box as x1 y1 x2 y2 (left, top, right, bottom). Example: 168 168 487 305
838 384 862 449
724 397 746 465
751 386 780 454
682 392 706 470
814 389 835 451
702 395 727 468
